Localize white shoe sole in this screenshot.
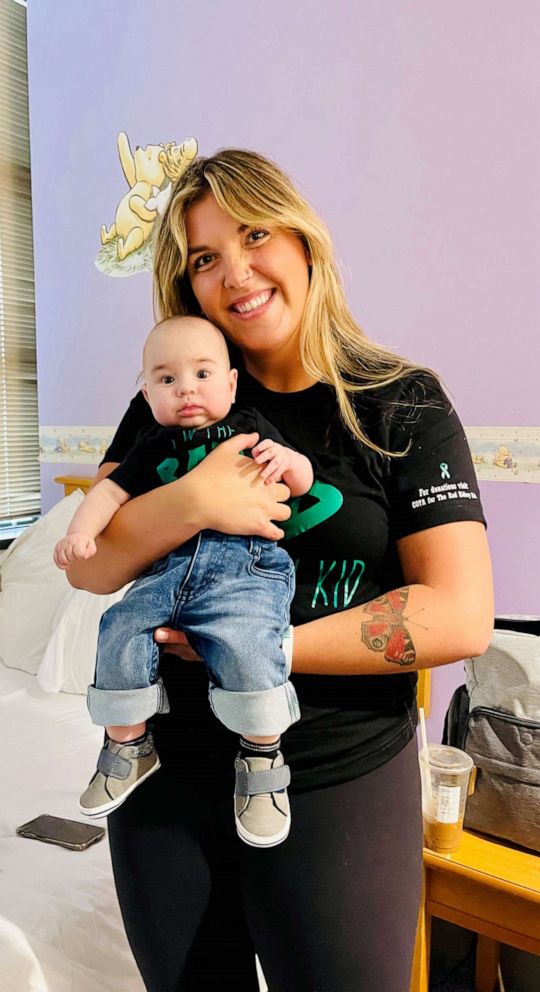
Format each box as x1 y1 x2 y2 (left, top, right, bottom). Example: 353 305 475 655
235 810 290 848
79 757 161 818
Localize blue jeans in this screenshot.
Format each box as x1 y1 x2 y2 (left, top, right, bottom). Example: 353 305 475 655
87 530 300 737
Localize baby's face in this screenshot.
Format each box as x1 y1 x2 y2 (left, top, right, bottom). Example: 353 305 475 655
142 318 237 429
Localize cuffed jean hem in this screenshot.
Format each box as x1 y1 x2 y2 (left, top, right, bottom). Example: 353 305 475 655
208 680 301 736
86 678 170 727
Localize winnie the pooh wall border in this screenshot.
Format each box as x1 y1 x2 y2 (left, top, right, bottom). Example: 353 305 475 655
467 427 540 483
39 425 540 480
95 132 197 278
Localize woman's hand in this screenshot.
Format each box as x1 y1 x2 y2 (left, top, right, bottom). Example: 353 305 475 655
154 627 203 662
154 624 295 672
186 431 292 540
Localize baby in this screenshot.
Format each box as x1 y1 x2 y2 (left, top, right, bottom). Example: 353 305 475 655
54 316 313 848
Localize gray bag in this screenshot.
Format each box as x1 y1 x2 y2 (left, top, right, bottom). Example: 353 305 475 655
444 618 540 852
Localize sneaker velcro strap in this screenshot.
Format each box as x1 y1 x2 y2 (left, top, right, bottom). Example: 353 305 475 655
97 747 131 780
236 763 291 796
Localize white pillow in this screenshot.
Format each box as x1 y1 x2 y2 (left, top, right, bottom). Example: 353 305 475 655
37 582 132 695
0 491 85 674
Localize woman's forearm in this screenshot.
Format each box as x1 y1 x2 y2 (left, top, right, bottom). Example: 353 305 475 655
291 583 493 676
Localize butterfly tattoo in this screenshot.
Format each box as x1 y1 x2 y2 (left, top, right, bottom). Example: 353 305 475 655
361 588 423 666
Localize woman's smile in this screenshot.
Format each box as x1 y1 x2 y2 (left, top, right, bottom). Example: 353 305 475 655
229 287 276 318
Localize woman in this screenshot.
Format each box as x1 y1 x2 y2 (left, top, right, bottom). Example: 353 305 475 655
69 149 493 991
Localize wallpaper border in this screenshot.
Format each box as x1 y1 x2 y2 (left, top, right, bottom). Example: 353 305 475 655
39 425 540 482
39 426 114 464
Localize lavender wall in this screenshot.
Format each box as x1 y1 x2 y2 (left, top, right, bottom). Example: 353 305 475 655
28 1 540 740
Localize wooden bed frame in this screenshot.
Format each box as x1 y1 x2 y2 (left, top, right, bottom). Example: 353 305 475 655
54 474 94 495
54 473 431 714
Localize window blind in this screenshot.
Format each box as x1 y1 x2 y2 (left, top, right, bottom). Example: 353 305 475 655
0 0 40 524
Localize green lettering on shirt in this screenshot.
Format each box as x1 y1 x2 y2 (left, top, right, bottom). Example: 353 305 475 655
341 560 366 607
281 479 343 541
186 443 213 472
156 457 180 484
157 442 219 480
217 425 235 439
311 558 366 609
311 560 338 607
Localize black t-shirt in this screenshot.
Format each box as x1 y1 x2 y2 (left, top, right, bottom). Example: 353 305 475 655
102 368 486 791
107 407 295 498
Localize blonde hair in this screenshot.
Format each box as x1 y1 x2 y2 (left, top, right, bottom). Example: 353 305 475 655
153 149 439 456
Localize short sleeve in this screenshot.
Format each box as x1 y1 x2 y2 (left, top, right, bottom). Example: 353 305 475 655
106 426 163 498
100 391 155 466
387 378 486 539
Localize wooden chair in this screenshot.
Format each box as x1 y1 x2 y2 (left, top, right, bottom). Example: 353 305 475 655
410 830 540 992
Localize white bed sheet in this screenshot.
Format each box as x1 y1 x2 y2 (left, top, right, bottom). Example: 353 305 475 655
0 661 145 992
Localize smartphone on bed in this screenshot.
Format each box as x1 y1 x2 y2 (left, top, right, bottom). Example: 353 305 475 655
16 814 105 851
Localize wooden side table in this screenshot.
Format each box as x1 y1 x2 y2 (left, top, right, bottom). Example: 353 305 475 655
410 830 540 992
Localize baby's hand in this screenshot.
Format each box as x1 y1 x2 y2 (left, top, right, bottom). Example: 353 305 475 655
251 439 293 484
53 534 97 570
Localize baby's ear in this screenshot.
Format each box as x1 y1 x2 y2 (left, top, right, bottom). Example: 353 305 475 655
141 384 149 403
230 367 238 402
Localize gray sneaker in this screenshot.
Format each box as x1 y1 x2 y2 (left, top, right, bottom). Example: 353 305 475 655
79 733 160 818
234 751 291 848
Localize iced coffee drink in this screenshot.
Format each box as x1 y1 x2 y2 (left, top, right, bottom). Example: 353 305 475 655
420 744 474 854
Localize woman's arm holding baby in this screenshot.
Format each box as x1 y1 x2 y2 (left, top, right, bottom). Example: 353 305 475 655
54 479 130 569
66 433 293 594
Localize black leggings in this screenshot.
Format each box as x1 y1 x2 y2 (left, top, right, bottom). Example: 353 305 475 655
108 737 423 992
